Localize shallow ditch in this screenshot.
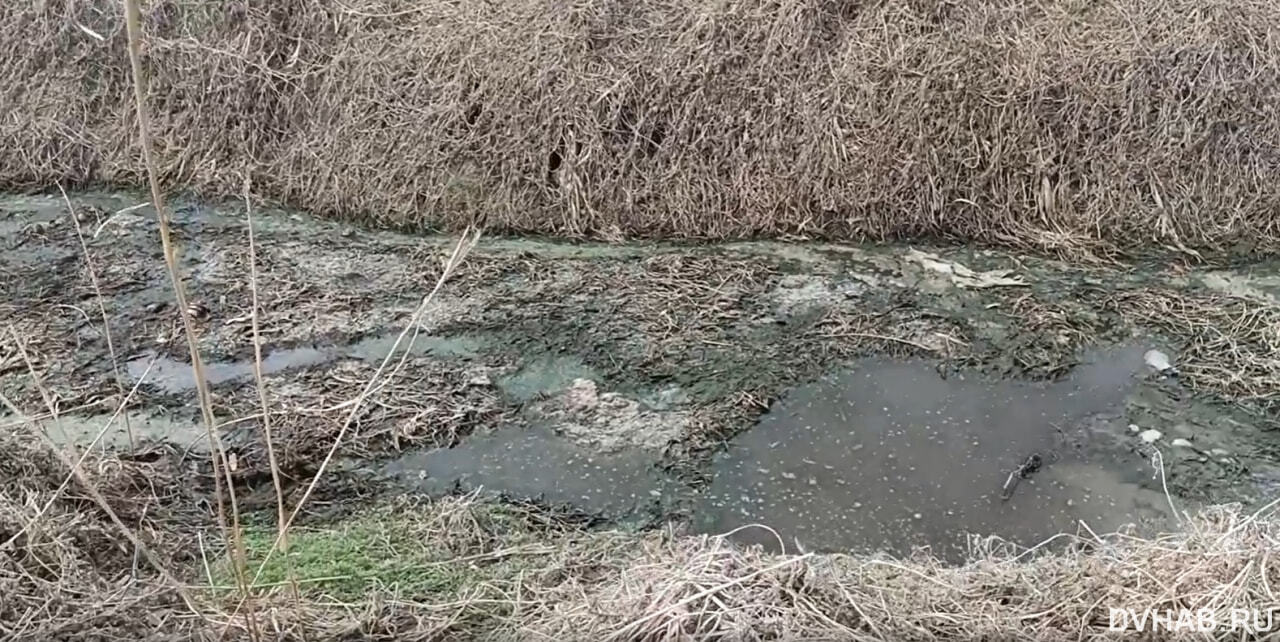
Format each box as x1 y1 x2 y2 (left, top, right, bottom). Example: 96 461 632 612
3 190 1278 563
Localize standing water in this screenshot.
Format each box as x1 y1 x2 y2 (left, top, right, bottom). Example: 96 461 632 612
695 344 1172 561
383 425 680 519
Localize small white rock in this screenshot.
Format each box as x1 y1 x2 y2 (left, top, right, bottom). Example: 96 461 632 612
1171 438 1193 448
1128 424 1141 433
1210 448 1230 457
1144 349 1174 372
1139 429 1163 443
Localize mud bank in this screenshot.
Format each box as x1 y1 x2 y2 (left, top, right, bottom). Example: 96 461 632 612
3 190 1279 561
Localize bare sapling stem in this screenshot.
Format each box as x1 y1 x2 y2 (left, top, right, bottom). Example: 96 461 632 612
120 0 259 637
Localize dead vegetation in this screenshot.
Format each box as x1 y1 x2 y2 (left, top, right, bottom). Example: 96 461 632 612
4 0 1280 637
1110 289 1280 412
5 0 1280 256
7 227 1280 637
2 429 1278 641
0 424 201 639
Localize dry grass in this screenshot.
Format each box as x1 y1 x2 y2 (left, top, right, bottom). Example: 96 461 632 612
5 0 1280 256
1110 288 1280 413
1 427 1276 641
0 399 201 639
5 1 1280 638
516 507 1280 641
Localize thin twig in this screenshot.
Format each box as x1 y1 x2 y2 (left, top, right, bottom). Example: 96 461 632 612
1150 448 1184 525
119 1 258 635
821 331 935 352
242 180 307 634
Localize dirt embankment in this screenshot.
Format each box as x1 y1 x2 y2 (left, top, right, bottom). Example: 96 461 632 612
5 0 1280 256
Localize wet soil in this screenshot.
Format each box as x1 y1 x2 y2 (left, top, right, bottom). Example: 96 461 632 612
2 190 1278 559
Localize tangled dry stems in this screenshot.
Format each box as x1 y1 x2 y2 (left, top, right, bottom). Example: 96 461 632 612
5 0 1280 256
3 425 1278 641
6 1 1280 634
1111 289 1280 413
0 431 198 639
518 506 1280 641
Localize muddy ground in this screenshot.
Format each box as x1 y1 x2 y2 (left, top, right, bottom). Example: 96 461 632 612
2 190 1279 559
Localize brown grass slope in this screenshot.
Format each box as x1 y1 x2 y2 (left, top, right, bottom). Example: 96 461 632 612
4 0 1280 255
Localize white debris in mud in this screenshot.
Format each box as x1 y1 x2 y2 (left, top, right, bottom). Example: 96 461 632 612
905 249 1027 289
1139 429 1163 443
1200 271 1280 305
1171 438 1193 448
531 378 686 453
1143 349 1176 374
768 274 868 317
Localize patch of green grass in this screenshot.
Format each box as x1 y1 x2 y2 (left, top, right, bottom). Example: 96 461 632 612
213 501 537 600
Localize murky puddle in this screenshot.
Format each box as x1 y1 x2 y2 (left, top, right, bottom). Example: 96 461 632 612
107 293 1189 559
377 342 1178 559
33 411 213 454
128 347 332 394
127 333 485 394
383 425 680 520
347 334 484 362
694 343 1172 560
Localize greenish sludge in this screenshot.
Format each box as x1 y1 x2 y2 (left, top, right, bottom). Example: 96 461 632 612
496 356 600 402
